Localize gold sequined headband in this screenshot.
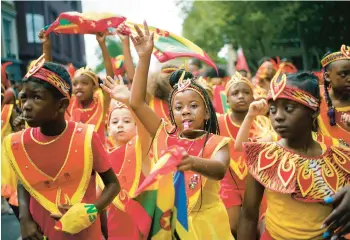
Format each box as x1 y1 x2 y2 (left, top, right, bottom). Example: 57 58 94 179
172 71 208 109
321 45 350 67
74 67 98 85
107 101 129 126
225 71 254 95
267 72 319 111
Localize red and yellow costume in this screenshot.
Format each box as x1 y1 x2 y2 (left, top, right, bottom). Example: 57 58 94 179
67 67 106 143
218 113 274 208
1 104 14 142
99 136 146 240
318 87 349 144
2 121 111 239
1 103 16 203
244 142 350 239
244 70 350 239
218 72 275 213
318 45 350 144
153 120 232 239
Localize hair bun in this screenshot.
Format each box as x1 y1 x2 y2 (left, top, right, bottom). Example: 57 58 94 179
169 69 193 88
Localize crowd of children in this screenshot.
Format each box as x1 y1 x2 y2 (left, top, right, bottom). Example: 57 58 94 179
1 16 350 240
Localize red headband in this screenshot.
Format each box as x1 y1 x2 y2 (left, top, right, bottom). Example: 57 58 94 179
24 54 71 99
267 72 319 111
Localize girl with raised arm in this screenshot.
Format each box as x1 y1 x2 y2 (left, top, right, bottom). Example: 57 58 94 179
129 21 233 239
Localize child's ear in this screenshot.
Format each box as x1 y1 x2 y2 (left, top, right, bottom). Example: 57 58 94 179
324 71 331 83
58 98 70 113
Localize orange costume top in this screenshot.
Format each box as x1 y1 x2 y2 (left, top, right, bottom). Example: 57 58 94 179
218 113 275 208
67 89 106 144
152 120 232 239
2 121 111 239
149 95 170 123
98 136 145 240
243 142 350 240
318 85 350 145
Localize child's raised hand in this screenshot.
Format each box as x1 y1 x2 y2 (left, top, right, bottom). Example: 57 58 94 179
247 99 268 118
100 75 130 104
38 29 50 45
116 22 129 43
96 32 107 44
130 20 154 59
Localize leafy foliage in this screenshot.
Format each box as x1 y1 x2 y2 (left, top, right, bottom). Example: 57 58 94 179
181 1 350 71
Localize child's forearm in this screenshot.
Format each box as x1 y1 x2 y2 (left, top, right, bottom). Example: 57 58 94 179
237 208 259 240
94 169 120 212
122 40 135 83
234 115 255 151
190 156 227 180
129 56 151 109
43 42 52 62
17 183 32 221
99 42 114 78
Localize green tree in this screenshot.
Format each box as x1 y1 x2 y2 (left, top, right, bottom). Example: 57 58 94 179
181 1 350 71
94 36 123 73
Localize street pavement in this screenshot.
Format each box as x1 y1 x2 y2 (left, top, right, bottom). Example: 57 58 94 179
1 213 21 240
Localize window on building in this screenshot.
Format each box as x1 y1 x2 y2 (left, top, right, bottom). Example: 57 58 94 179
71 1 78 10
26 14 44 43
74 35 81 59
3 19 13 58
64 35 72 58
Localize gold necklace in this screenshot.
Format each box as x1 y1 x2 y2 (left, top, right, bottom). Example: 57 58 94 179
23 124 76 181
30 121 68 145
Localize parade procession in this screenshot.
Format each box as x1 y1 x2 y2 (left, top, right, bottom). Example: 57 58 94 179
1 1 350 239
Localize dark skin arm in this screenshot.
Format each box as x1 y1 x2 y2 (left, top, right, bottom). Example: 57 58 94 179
94 168 120 212
117 22 135 83
18 182 44 240
237 174 265 240
100 209 108 240
323 185 350 239
177 144 230 180
96 32 113 117
39 29 52 62
129 21 161 138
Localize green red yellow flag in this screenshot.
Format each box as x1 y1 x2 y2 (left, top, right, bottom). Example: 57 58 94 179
125 22 217 72
44 12 126 35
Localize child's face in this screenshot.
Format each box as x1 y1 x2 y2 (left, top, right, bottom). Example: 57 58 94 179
227 82 254 113
72 75 96 102
108 108 136 145
19 81 61 127
269 98 313 140
172 89 208 132
325 59 350 93
211 77 222 85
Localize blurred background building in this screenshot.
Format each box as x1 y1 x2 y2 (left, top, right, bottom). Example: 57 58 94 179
1 0 86 83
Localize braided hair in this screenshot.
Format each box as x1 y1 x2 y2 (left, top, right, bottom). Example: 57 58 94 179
168 69 220 135
322 51 336 126
23 62 72 100
168 69 219 217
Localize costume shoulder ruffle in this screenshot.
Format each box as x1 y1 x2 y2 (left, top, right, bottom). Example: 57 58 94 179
243 142 350 202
